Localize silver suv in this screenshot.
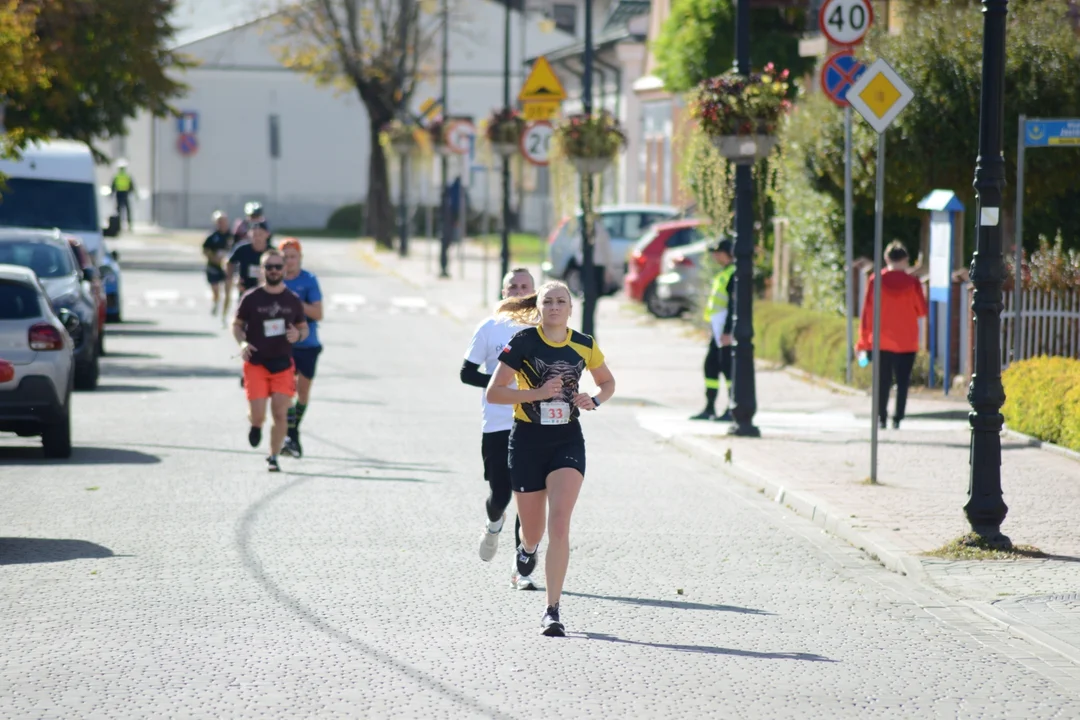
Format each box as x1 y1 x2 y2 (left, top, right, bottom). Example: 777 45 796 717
542 204 681 295
0 264 74 458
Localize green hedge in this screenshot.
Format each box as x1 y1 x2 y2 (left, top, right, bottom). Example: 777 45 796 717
1002 357 1080 453
753 301 938 390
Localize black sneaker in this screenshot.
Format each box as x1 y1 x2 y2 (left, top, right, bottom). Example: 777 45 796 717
541 604 565 637
267 455 280 472
892 418 901 430
715 409 734 422
287 427 302 458
248 426 262 448
878 418 887 430
516 543 538 578
689 409 716 421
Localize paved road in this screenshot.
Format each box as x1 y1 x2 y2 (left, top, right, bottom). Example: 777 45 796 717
3 237 1080 718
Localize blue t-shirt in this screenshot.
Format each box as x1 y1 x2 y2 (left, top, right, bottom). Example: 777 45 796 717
284 269 323 348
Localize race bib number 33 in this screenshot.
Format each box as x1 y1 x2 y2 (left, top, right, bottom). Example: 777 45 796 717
263 318 286 337
540 401 570 425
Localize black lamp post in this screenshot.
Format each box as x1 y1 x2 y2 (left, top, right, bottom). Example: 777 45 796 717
964 0 1011 548
727 0 760 437
438 0 451 278
579 0 598 337
500 0 512 279
397 0 411 258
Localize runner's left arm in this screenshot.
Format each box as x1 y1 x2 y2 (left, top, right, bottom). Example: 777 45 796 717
460 320 490 388
459 361 489 388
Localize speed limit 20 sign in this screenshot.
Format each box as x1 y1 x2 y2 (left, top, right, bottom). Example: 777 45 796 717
520 121 553 166
819 0 873 46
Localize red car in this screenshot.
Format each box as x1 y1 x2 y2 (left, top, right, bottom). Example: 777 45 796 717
625 218 707 317
66 235 107 355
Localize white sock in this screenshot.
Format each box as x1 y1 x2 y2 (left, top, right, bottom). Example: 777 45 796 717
487 517 504 533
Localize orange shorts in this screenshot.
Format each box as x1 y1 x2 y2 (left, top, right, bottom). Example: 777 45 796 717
243 360 296 401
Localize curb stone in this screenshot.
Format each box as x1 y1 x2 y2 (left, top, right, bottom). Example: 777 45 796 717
1002 427 1080 464
963 599 1080 667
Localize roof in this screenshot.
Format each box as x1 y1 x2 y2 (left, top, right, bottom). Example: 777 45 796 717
0 228 67 245
0 263 43 283
171 11 278 49
527 0 650 65
917 190 966 212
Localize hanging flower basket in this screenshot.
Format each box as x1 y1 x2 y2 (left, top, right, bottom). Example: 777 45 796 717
486 108 525 156
690 63 791 164
382 119 418 155
555 111 626 174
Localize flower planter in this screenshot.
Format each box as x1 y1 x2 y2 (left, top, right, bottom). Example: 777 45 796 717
710 135 778 165
569 157 613 176
491 142 518 157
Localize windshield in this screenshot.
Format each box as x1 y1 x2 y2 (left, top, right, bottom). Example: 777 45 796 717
0 280 42 319
0 240 75 278
0 177 98 232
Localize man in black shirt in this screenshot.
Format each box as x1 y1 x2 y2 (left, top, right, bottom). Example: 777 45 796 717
224 221 274 319
203 210 233 318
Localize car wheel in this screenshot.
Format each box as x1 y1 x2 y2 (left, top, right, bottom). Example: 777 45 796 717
645 282 683 319
75 347 100 391
42 407 72 459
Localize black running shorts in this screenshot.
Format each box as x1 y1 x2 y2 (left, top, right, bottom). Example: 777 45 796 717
508 422 586 494
205 265 226 284
292 346 322 379
481 429 511 486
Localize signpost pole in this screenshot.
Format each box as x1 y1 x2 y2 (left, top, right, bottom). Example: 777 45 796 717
845 105 855 385
183 155 191 229
870 131 886 484
1012 113 1026 365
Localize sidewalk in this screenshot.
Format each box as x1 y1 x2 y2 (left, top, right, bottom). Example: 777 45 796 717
360 237 1080 662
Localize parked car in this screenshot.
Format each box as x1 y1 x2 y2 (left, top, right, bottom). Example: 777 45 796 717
625 218 708 318
66 235 106 356
0 230 100 390
655 238 714 316
0 139 124 322
0 263 74 458
542 204 681 295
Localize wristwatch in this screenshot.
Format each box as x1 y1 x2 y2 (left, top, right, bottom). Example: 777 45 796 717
591 396 601 408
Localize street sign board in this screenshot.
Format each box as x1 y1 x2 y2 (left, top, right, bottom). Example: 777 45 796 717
523 102 559 122
520 121 554 166
846 58 914 134
419 97 443 122
1023 118 1080 147
819 0 873 46
176 111 198 135
820 50 867 107
177 132 198 156
518 56 566 103
445 119 474 155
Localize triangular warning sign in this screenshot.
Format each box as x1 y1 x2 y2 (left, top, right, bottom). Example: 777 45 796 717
519 56 566 103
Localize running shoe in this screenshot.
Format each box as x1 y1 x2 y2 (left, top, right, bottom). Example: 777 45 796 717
715 409 733 422
513 573 539 591
287 428 303 458
266 455 280 472
541 604 565 637
248 426 262 448
281 437 298 458
479 515 505 562
515 543 538 577
689 409 716 421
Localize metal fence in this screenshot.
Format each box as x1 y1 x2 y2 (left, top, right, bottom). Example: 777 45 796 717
1001 288 1080 367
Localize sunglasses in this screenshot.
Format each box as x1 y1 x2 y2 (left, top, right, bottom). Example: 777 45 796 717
264 264 284 271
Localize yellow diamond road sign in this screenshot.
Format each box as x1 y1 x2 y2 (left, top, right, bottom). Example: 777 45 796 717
846 58 914 134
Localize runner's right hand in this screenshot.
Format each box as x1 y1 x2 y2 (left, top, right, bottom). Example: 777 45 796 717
537 376 562 400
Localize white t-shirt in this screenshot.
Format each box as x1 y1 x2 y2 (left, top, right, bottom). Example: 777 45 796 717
464 315 529 433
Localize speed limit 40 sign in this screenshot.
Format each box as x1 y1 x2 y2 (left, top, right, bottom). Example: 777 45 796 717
819 0 873 46
520 121 553 166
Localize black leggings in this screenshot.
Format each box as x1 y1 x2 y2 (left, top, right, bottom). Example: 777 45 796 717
481 430 522 545
878 351 916 423
703 340 733 410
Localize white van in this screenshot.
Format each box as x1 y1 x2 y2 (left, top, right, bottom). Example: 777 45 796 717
0 140 124 320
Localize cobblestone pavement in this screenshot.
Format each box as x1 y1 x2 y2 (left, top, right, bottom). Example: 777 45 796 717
2 235 1080 718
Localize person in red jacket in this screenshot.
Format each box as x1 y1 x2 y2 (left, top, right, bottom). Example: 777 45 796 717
857 240 928 430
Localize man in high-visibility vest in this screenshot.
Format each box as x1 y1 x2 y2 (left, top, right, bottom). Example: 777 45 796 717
110 160 136 231
691 239 735 421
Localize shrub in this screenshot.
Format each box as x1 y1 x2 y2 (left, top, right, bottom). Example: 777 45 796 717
326 203 365 233
1002 356 1080 453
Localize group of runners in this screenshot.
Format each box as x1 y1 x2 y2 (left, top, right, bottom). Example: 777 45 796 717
203 203 324 471
461 269 616 637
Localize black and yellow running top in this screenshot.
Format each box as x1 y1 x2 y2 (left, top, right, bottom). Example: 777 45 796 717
498 326 606 424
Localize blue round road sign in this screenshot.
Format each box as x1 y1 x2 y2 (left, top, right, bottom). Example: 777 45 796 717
821 51 867 107
178 132 199 157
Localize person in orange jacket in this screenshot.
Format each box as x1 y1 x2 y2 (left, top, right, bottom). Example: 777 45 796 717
856 240 928 430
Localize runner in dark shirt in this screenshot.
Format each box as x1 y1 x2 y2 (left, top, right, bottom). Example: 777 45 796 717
203 210 233 319
224 220 274 319
232 247 308 472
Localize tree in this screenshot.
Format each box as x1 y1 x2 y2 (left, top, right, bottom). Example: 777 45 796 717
2 0 190 160
0 1 48 151
273 1 436 247
652 0 814 94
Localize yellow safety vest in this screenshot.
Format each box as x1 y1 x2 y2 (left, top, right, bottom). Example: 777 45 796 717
704 264 735 321
113 170 132 192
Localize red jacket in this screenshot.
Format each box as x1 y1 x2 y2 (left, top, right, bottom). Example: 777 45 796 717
857 269 928 354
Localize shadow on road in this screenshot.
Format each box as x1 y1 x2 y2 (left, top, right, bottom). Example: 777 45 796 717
94 383 170 393
0 537 121 565
562 591 773 615
119 260 205 273
283 470 434 483
318 398 385 406
101 352 163 360
102 363 238 379
105 328 217 339
579 632 836 660
114 441 447 473
0 446 161 465
771 436 1034 452
905 410 972 422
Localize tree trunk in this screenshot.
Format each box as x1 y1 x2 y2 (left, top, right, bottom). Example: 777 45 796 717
365 115 394 248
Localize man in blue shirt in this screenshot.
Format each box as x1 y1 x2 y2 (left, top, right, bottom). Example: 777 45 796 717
279 238 324 458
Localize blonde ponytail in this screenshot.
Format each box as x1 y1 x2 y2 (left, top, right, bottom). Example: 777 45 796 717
496 293 541 325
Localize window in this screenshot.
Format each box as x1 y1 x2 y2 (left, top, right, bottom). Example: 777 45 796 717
0 280 41 319
601 213 625 240
0 178 99 233
665 228 701 249
552 4 576 35
0 241 75 278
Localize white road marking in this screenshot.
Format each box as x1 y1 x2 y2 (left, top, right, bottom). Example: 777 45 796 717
390 297 428 310
329 294 367 312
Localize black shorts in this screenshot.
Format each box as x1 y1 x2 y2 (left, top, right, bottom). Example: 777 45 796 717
481 429 511 487
508 422 586 494
292 346 322 379
205 265 226 284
